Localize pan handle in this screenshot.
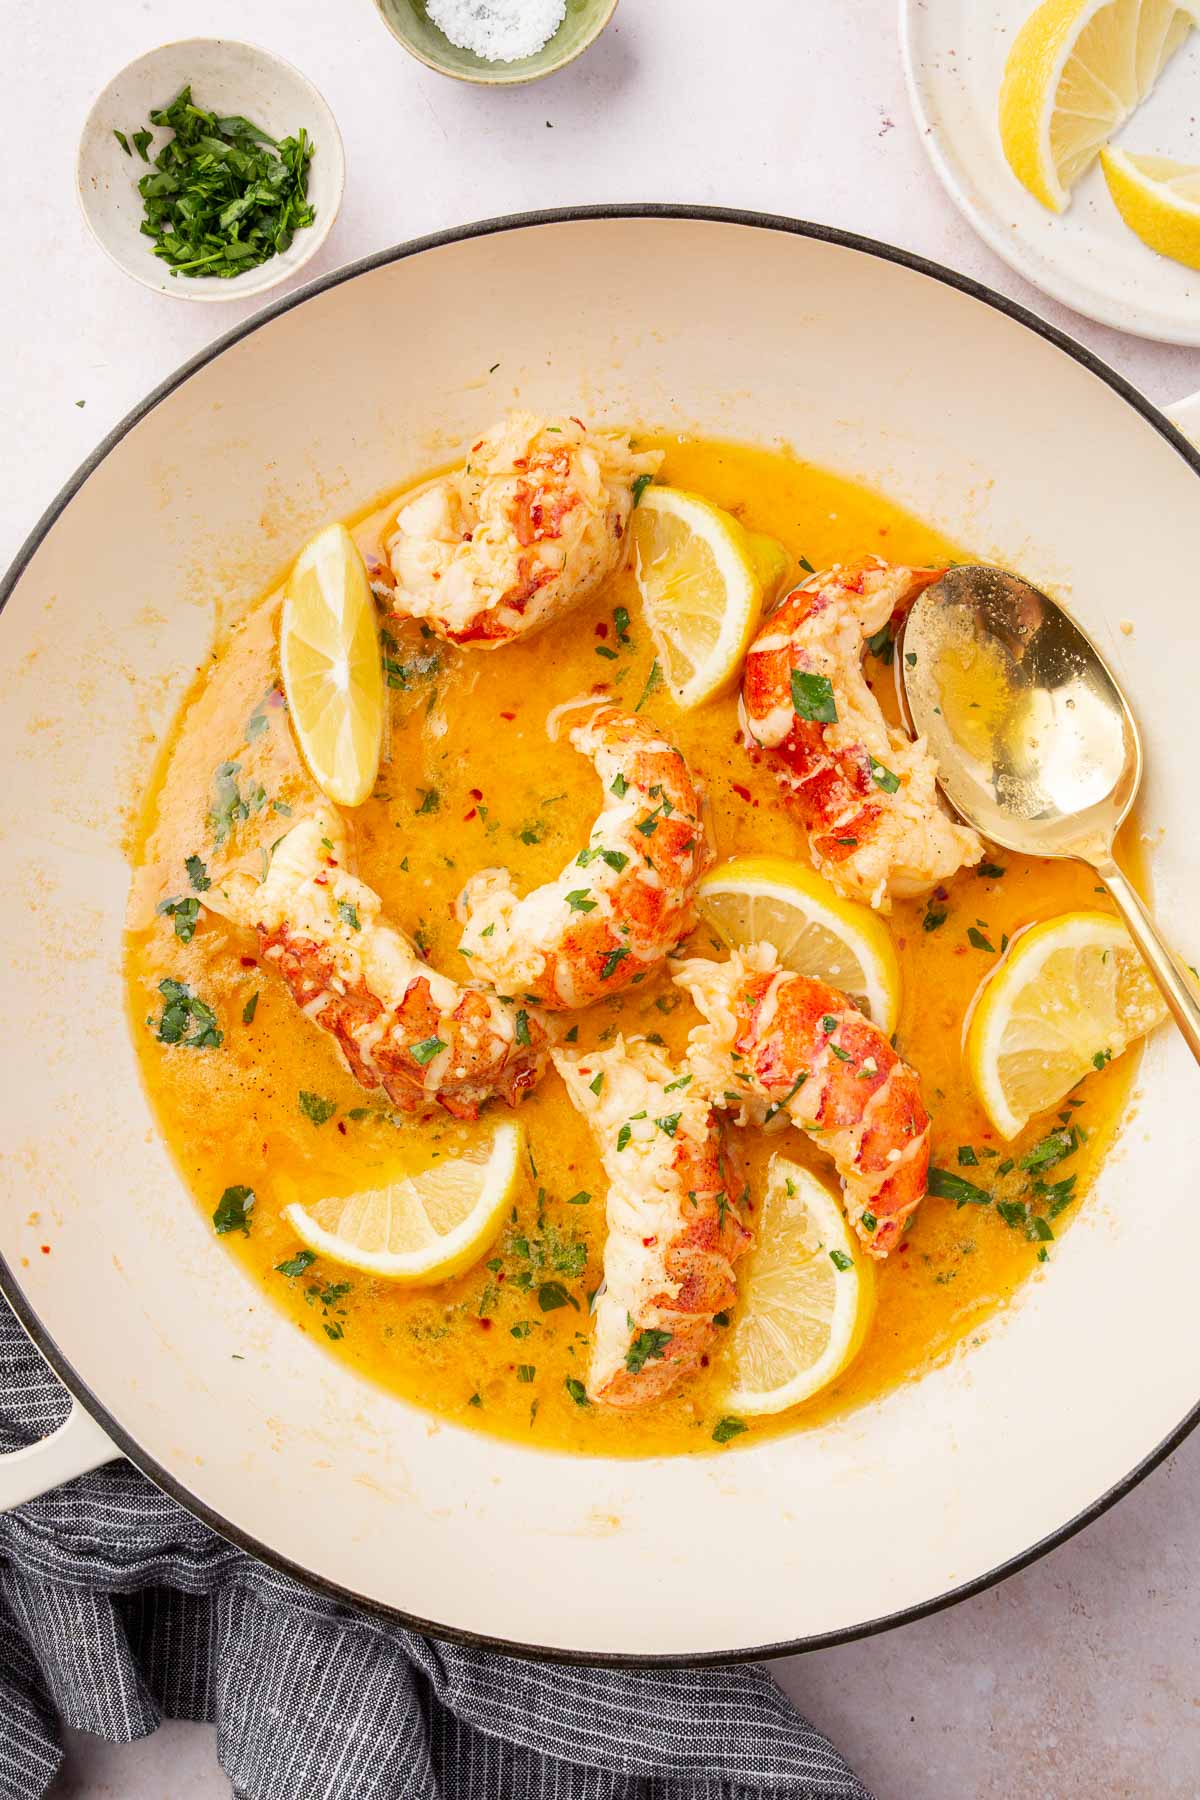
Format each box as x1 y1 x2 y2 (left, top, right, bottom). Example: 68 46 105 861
1165 392 1200 447
0 1397 121 1511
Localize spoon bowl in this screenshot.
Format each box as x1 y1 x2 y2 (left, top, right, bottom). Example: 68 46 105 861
902 563 1200 1064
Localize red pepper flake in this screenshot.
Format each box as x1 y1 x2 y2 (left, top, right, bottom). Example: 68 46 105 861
496 1270 506 1283
469 788 483 801
500 711 516 721
570 416 586 431
595 621 609 638
337 1120 347 1136
463 808 477 822
700 1354 710 1368
731 782 753 803
471 439 484 452
642 1235 657 1248
477 1317 493 1332
40 1244 50 1255
239 956 258 969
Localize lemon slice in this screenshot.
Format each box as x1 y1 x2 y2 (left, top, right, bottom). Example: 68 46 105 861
999 0 1198 213
726 1157 874 1416
281 1122 523 1283
698 855 902 1035
1101 148 1200 269
632 487 772 710
966 911 1166 1140
281 522 385 807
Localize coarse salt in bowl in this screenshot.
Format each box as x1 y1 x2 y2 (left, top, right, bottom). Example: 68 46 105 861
371 0 618 85
427 0 566 62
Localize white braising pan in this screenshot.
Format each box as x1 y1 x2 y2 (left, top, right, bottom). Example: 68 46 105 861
2 209 1198 1662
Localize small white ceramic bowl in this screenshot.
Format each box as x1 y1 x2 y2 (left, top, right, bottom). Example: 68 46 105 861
77 39 345 303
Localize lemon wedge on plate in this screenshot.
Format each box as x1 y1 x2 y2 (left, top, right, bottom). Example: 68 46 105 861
1101 148 1200 268
966 911 1167 1140
698 855 901 1035
632 487 783 711
726 1157 874 1416
999 0 1198 213
280 522 385 807
281 1122 523 1283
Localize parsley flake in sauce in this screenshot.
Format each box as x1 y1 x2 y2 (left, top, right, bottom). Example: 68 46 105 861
625 1328 672 1373
150 979 222 1049
213 1185 255 1236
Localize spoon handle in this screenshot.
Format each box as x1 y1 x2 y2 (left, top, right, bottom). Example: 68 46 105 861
1093 857 1200 1067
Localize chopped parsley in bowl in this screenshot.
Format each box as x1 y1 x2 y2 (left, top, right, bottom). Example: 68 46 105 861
113 85 316 281
77 38 344 302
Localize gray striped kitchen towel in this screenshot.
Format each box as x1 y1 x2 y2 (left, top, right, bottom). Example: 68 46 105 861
0 1301 871 1800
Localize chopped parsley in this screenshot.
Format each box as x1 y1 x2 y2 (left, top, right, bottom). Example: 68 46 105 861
184 853 210 892
514 1010 532 1047
655 1113 681 1137
149 979 222 1049
566 1190 591 1206
763 1071 808 1123
829 1249 853 1271
611 773 629 798
298 1091 336 1126
117 85 315 283
410 1035 447 1066
537 1281 574 1313
868 754 900 794
927 1167 991 1206
978 862 1007 879
515 1364 537 1384
922 908 948 932
634 659 664 712
631 472 654 507
790 669 838 724
208 760 249 845
1019 1128 1080 1174
625 1328 672 1373
275 1248 316 1277
600 946 631 980
577 845 629 872
416 787 440 814
242 991 259 1025
967 926 995 952
712 1416 748 1445
213 1185 254 1236
565 1376 590 1406
616 1124 633 1151
566 889 597 913
336 901 361 931
157 894 201 942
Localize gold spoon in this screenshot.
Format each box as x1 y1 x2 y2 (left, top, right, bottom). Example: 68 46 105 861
900 563 1200 1063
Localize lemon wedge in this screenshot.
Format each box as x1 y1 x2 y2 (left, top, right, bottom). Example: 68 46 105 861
966 911 1166 1139
281 1122 523 1283
698 855 901 1035
280 522 385 808
632 487 774 711
725 1156 874 1416
999 0 1198 213
1101 147 1200 268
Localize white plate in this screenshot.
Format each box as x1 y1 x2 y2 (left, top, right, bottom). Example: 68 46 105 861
901 0 1200 344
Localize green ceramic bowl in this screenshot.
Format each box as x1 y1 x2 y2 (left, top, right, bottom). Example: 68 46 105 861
372 0 618 85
